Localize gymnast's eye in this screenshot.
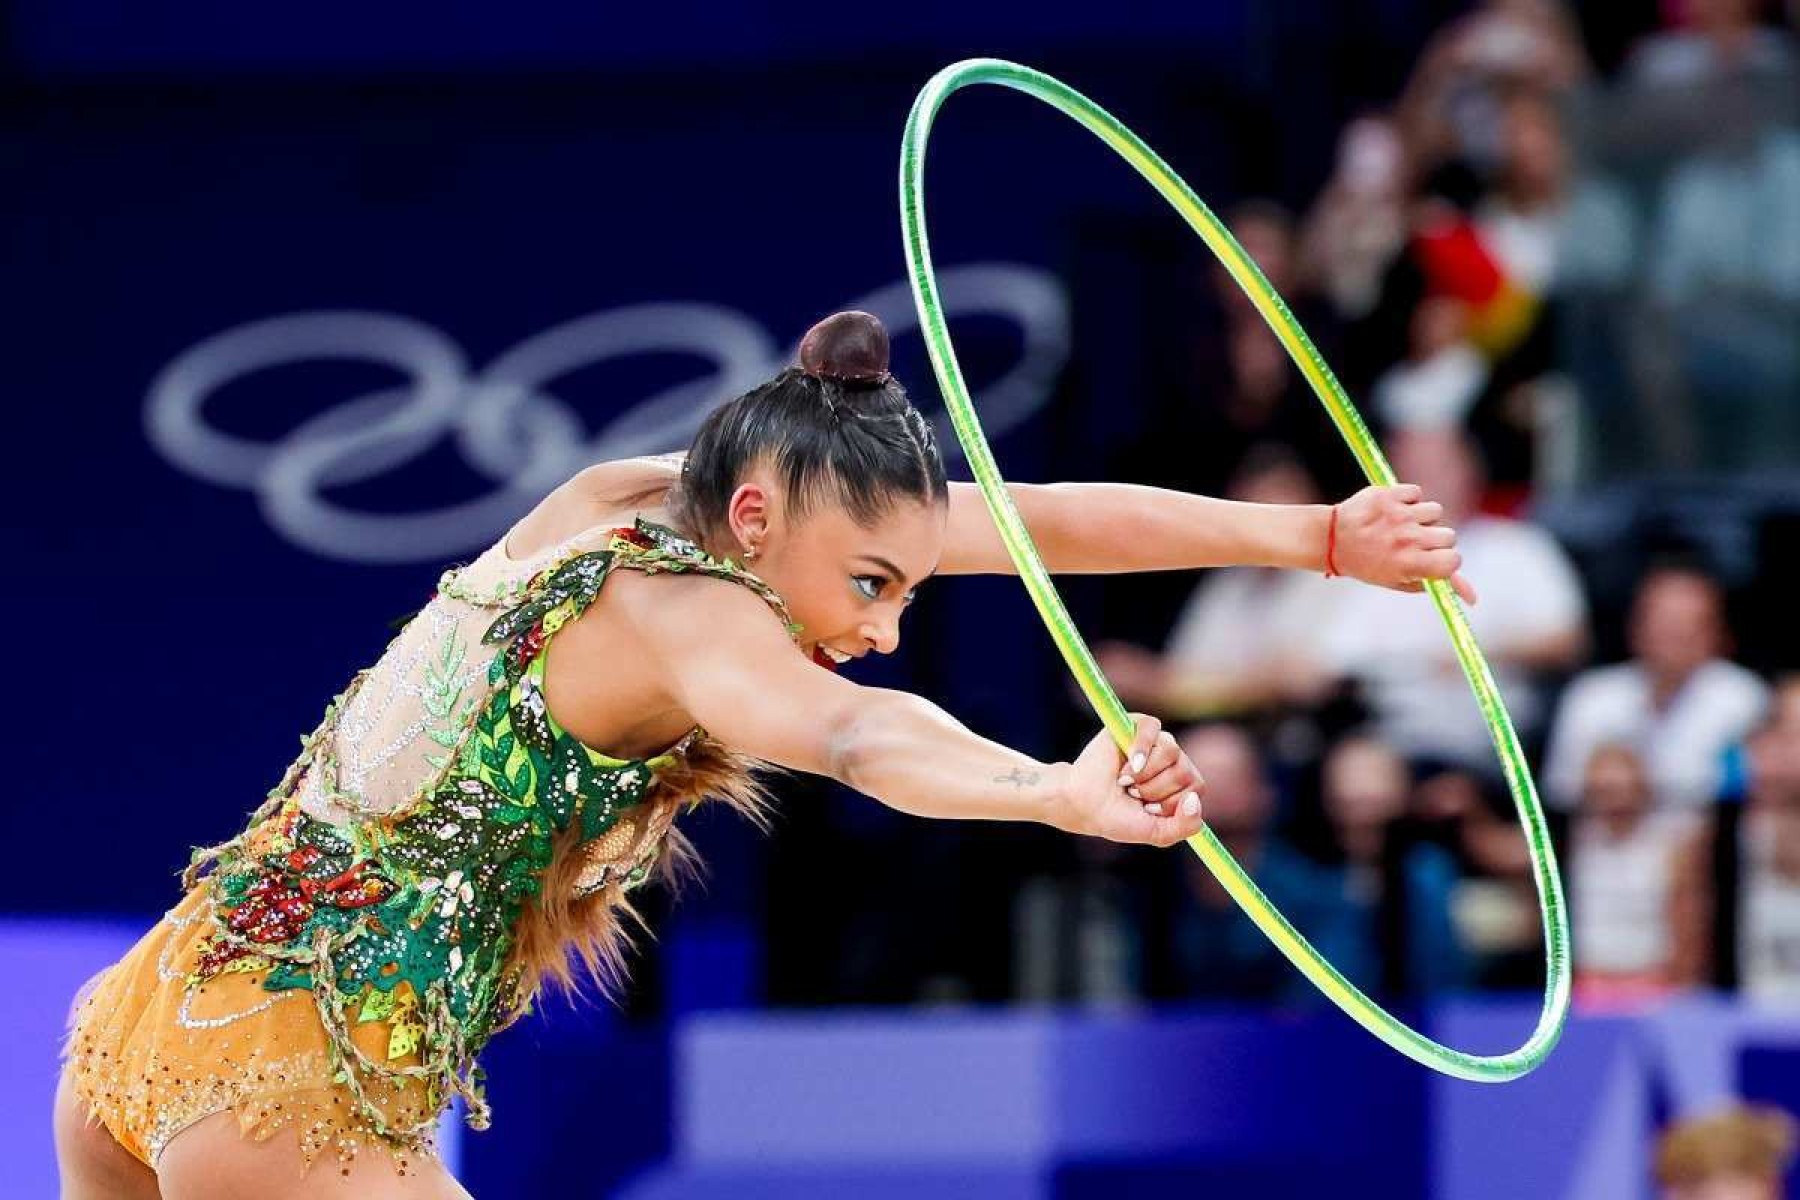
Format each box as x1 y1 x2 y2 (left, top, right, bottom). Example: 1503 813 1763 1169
853 574 883 601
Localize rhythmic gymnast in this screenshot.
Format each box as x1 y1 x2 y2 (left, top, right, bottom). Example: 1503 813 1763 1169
56 310 1470 1198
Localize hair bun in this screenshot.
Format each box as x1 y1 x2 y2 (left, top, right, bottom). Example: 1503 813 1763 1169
798 310 891 386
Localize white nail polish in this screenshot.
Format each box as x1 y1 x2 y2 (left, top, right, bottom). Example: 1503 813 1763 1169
1129 753 1146 774
1142 802 1159 815
1182 793 1200 816
1128 787 1142 799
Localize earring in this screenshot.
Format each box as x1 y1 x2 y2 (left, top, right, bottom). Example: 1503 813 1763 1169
743 544 759 561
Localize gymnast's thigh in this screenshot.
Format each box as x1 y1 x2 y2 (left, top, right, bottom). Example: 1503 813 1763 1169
156 1110 475 1200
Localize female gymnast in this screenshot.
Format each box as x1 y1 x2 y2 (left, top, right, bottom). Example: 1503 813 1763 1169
55 310 1470 1198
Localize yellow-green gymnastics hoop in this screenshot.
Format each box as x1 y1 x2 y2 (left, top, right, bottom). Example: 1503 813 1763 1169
900 57 1568 1081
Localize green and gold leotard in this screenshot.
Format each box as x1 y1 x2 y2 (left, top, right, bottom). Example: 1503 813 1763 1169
61 517 798 1175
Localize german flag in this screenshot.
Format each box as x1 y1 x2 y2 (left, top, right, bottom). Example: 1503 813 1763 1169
1411 216 1538 359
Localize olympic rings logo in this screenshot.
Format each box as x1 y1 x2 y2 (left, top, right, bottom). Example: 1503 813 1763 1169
145 263 1069 563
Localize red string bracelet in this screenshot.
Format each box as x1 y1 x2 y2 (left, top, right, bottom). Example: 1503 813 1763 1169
1323 504 1340 578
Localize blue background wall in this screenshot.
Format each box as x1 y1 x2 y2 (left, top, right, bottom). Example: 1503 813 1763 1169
8 2 1446 916
18 4 1759 1197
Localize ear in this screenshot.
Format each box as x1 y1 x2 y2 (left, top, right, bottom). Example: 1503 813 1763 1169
725 481 772 554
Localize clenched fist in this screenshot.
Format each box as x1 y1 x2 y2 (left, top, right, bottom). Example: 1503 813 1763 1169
1047 713 1208 848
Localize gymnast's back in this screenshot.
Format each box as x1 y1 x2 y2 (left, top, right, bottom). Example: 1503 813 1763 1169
60 311 944 1176
58 454 793 1172
295 457 704 827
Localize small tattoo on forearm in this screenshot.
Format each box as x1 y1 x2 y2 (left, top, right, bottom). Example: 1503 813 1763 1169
994 768 1040 788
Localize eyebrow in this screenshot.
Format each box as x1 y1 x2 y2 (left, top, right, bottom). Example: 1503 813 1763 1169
855 554 937 588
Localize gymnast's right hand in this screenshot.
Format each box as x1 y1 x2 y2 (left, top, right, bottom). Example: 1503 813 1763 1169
625 572 1201 835
1051 713 1207 848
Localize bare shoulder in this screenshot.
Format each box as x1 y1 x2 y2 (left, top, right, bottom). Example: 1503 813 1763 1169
507 455 689 558
605 560 793 664
532 546 790 759
600 561 854 776
570 453 686 504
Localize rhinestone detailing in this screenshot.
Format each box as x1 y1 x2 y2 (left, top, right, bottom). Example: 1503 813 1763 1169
63 516 799 1175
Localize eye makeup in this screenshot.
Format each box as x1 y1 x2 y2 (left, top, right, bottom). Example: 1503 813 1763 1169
853 573 919 604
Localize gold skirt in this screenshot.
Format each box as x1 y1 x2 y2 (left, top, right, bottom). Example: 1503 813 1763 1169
59 882 445 1179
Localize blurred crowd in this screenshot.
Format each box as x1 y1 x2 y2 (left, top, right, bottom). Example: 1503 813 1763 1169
751 1 1800 1019
1015 0 1800 1016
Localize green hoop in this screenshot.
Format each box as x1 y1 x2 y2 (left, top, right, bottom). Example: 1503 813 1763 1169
899 57 1569 1081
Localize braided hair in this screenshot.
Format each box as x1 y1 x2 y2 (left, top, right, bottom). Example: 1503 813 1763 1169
669 311 948 541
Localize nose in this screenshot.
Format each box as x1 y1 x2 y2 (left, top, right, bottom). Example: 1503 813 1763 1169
862 614 900 656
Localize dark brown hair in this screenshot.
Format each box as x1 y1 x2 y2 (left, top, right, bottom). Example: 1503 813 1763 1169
669 311 948 542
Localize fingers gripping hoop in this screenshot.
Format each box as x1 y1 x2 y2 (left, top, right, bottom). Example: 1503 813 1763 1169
899 58 1569 1081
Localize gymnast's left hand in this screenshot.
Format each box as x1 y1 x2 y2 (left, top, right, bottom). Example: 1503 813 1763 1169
1332 483 1479 606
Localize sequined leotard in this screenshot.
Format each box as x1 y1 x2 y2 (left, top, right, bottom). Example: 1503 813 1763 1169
59 516 802 1177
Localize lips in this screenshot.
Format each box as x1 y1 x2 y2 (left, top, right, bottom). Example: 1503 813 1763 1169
811 645 846 671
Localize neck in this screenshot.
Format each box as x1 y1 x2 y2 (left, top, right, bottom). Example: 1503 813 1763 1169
658 487 730 562
1647 664 1698 707
1598 813 1641 841
694 528 738 564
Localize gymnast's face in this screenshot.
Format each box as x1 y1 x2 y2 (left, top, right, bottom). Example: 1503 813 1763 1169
717 465 945 663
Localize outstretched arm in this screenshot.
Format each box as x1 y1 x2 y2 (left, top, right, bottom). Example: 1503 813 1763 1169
585 452 1471 600
617 571 1209 846
940 479 1478 604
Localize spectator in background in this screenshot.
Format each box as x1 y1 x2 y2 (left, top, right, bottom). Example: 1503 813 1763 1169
1569 743 1711 1010
1475 88 1636 300
1363 157 1572 499
1012 835 1148 1010
1155 724 1353 1008
1654 1103 1797 1200
1315 734 1473 998
1737 731 1800 1005
1369 85 1639 498
1604 0 1797 165
1316 426 1588 775
1707 679 1800 1001
1297 113 1427 405
1645 100 1800 467
1096 445 1338 722
1371 288 1489 434
1213 198 1300 329
1650 122 1800 314
1179 200 1363 499
1404 759 1544 987
1349 159 1492 430
1476 88 1570 297
1394 0 1590 177
1544 559 1768 812
1304 426 1580 986
1627 0 1796 89
1578 0 1798 474
1407 158 1542 367
1466 89 1638 497
1767 670 1800 733
1297 115 1411 328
